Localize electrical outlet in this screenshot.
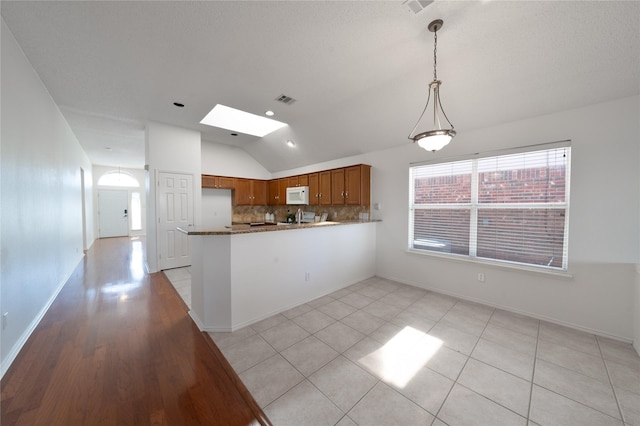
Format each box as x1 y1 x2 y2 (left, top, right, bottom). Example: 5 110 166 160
477 273 485 282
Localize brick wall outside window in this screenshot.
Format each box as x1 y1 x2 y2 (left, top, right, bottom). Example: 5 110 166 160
410 146 570 270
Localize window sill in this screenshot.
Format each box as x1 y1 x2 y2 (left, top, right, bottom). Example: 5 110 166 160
405 249 574 279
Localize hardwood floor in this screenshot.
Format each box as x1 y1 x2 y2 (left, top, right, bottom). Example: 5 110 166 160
1 237 270 425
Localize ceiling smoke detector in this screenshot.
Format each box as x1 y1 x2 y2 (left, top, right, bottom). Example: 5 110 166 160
275 94 297 105
403 0 434 14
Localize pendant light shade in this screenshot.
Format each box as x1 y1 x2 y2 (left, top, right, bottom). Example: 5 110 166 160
408 19 456 152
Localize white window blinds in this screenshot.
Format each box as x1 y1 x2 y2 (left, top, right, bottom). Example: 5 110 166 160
410 145 570 270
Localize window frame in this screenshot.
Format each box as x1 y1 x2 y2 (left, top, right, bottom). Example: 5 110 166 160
408 141 571 273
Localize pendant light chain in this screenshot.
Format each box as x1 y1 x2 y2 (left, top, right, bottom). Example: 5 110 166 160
433 29 438 82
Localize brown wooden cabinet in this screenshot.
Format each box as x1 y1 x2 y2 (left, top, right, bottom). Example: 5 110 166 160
318 171 332 206
268 179 279 205
252 180 267 205
307 173 319 205
202 175 235 189
201 164 370 207
331 169 345 205
287 175 309 188
329 165 371 206
268 178 288 205
234 179 267 206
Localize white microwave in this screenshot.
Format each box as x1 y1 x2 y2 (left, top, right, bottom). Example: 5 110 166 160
286 186 309 205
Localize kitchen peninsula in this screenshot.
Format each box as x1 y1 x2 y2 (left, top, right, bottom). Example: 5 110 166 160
180 220 378 332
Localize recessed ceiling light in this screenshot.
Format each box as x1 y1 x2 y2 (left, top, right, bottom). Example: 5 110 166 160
173 102 185 107
287 140 296 148
105 146 113 151
231 133 238 136
265 110 275 116
200 104 287 137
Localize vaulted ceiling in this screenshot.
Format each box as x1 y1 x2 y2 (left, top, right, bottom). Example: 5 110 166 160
2 1 639 172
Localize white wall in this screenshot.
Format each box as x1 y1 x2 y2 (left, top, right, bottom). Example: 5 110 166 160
145 121 201 272
635 265 640 354
277 96 640 342
92 165 146 237
190 223 377 331
201 140 271 179
201 189 232 228
1 20 95 376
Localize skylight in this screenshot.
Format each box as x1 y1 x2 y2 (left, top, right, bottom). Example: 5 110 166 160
200 104 287 137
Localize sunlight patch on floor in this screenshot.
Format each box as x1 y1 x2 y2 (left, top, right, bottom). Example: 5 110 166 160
359 326 443 388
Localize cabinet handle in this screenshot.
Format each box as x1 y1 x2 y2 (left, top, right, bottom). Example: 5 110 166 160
319 193 322 198
341 191 345 197
345 191 349 198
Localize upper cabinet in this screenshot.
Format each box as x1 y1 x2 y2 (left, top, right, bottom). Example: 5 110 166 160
307 173 319 205
202 175 235 189
331 168 346 205
287 174 308 187
319 171 332 205
201 164 370 207
268 178 287 205
234 179 267 206
330 165 371 206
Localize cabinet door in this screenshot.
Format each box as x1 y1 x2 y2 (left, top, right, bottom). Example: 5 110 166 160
307 173 319 206
234 179 251 205
287 176 299 188
202 175 234 189
298 175 309 187
345 166 362 205
219 177 235 189
202 175 216 188
319 171 332 205
278 178 288 205
268 180 279 205
331 169 345 205
360 165 371 206
252 180 267 205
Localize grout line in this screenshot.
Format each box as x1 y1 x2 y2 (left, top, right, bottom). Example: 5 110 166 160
429 300 488 424
525 319 541 425
595 335 626 424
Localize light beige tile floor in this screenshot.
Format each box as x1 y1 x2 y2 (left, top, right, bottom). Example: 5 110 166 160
165 269 640 426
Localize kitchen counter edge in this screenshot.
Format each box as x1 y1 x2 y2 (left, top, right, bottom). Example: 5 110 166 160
177 220 381 236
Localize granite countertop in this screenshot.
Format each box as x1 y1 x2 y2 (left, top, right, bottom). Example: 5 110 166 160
177 219 381 235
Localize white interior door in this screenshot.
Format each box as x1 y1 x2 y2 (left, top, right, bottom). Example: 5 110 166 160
157 172 193 270
98 190 128 238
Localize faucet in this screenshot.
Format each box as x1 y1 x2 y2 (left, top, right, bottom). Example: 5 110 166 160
296 208 303 224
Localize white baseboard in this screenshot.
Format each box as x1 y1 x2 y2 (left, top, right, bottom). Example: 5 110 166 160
189 310 205 331
375 273 634 345
190 273 376 334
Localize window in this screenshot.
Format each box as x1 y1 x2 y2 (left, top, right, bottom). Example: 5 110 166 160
131 192 142 231
409 144 570 270
97 171 139 187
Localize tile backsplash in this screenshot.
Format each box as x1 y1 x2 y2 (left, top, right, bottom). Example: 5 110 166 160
232 205 370 223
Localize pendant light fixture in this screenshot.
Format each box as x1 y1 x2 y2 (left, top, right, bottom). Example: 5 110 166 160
408 19 456 152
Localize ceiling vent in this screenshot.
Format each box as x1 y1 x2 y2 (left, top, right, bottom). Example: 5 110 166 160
275 94 297 105
403 0 434 14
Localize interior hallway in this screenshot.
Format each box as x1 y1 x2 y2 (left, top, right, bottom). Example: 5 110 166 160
0 237 269 425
